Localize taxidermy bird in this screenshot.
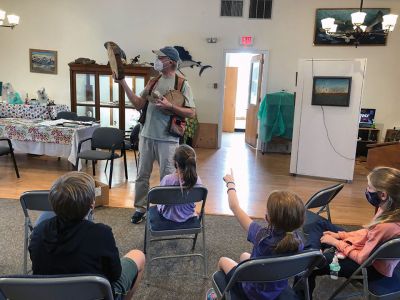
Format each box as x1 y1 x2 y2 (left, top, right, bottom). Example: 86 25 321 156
104 41 127 62
174 46 212 76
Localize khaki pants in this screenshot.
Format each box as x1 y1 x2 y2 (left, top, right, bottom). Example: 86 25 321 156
134 136 178 211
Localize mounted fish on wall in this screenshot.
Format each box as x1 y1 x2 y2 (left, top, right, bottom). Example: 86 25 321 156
174 46 212 76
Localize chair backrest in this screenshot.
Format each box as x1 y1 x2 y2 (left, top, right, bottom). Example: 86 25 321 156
56 111 78 120
129 123 141 150
20 191 52 218
75 115 96 122
91 127 125 150
227 250 324 289
147 186 208 220
365 238 400 264
305 183 344 209
0 275 114 300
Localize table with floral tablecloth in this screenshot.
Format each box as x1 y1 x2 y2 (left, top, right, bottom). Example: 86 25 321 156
0 103 70 120
0 118 98 170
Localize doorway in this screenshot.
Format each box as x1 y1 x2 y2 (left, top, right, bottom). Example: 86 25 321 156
221 50 268 149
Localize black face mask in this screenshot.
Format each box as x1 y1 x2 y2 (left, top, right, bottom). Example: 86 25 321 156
365 190 381 207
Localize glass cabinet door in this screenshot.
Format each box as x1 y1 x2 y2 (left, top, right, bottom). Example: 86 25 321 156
77 106 96 118
125 76 145 108
125 108 140 131
100 107 119 128
99 75 119 106
76 74 96 105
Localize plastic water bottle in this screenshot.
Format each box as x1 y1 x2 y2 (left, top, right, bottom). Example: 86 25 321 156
329 255 341 280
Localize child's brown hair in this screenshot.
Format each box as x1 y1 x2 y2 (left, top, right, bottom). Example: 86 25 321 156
266 191 305 254
174 144 198 188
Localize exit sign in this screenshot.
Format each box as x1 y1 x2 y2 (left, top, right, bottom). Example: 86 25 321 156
240 36 254 46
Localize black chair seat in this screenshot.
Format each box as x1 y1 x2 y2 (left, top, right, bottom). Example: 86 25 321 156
77 150 120 161
368 266 400 297
0 146 11 155
148 206 201 234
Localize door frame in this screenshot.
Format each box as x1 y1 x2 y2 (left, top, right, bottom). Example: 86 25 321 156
218 49 269 148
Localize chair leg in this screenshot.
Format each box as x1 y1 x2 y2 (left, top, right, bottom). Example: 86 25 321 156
92 160 96 176
202 221 207 278
192 233 198 251
134 150 138 175
104 159 108 172
123 150 128 180
10 150 20 178
75 157 80 171
23 219 28 274
109 159 114 188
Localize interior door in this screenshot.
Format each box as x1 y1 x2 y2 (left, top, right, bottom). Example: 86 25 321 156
245 54 264 147
223 67 238 132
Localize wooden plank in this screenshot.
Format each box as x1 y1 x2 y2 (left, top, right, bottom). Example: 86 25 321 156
193 123 218 149
222 67 238 132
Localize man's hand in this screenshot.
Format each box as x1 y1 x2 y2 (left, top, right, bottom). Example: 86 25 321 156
155 96 173 111
112 72 123 84
320 233 339 247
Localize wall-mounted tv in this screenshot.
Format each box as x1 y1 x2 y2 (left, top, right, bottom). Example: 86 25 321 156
312 76 352 107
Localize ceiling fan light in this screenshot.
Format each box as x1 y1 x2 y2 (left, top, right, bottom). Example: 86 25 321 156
351 11 366 26
7 14 19 25
0 9 6 20
321 17 335 30
383 14 398 31
329 24 338 33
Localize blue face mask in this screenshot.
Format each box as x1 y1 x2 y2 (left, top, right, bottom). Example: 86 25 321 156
365 190 381 207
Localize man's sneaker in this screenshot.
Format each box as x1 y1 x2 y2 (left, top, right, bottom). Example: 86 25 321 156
131 211 146 224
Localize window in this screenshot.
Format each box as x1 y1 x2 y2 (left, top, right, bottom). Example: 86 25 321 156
221 0 243 17
249 0 272 19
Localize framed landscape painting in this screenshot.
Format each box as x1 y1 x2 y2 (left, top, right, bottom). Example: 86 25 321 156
314 8 390 46
29 49 58 74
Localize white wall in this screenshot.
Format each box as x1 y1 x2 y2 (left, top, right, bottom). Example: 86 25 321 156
1 0 399 139
290 59 367 181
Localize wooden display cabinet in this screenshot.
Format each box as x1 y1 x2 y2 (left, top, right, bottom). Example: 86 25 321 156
69 63 156 131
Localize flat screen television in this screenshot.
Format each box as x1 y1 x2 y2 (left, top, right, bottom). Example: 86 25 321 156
312 76 352 107
359 108 376 128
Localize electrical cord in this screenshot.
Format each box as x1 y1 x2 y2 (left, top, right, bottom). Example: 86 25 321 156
321 106 355 161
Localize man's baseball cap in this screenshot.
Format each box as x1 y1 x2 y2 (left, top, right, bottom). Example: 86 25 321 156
152 46 180 62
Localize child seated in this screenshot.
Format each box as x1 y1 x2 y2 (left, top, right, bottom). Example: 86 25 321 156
29 172 145 299
157 144 202 222
217 169 305 300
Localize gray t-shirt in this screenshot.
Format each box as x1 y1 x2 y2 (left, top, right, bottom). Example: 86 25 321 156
140 75 195 142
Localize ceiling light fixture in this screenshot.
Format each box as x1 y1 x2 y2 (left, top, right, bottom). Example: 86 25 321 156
321 0 398 47
0 9 20 29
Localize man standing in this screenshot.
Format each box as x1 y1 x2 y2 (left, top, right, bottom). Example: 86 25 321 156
115 46 196 224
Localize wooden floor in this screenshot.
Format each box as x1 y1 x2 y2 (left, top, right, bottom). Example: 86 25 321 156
0 133 374 225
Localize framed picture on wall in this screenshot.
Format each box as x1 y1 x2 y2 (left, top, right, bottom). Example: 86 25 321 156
312 76 352 107
29 49 58 74
314 8 390 46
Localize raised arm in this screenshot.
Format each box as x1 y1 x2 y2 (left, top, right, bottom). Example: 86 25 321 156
114 76 146 110
223 169 253 232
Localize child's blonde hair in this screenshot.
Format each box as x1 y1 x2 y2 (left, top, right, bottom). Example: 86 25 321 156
367 167 400 227
266 191 305 254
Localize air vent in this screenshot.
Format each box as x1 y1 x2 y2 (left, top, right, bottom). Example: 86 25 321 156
249 0 272 19
221 0 243 17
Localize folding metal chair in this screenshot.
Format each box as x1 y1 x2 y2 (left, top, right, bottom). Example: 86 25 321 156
305 183 344 224
0 275 114 300
144 186 208 278
20 191 52 274
212 250 325 300
0 138 20 178
329 238 400 300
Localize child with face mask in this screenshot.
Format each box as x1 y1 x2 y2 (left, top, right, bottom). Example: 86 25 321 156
157 144 202 222
301 167 400 299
